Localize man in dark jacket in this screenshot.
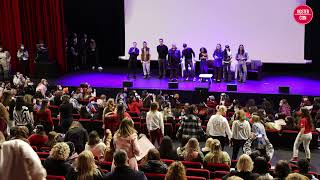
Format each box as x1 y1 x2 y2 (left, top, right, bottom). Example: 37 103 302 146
168 44 181 82
104 150 147 180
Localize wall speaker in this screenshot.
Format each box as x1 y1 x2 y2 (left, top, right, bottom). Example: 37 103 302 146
279 86 290 94
227 84 237 91
123 81 133 88
168 82 178 89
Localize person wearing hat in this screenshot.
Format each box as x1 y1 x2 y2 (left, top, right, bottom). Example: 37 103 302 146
223 45 232 82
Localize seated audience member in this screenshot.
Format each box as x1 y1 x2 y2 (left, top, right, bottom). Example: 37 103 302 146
177 137 189 158
85 130 107 161
0 132 47 180
45 131 61 148
297 159 318 180
223 154 259 180
140 148 168 174
104 103 131 133
113 118 140 171
285 173 309 180
181 138 204 162
36 99 53 133
165 161 187 180
0 102 9 136
103 98 115 118
127 96 142 115
243 133 274 161
274 160 291 180
66 141 78 168
43 142 73 176
105 150 147 180
227 176 244 180
202 138 214 156
159 136 179 160
281 116 299 131
278 99 291 119
28 125 48 148
64 121 88 154
252 156 273 179
10 126 29 142
66 150 106 180
203 139 231 165
176 105 204 140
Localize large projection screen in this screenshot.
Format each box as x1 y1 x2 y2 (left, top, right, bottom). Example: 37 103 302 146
124 0 307 64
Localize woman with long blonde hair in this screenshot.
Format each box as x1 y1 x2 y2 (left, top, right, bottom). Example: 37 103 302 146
203 139 231 165
182 138 204 162
66 150 105 180
113 118 140 171
165 161 187 180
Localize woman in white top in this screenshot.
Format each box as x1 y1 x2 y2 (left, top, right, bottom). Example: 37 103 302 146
146 102 164 147
85 130 106 162
13 96 33 132
231 110 251 160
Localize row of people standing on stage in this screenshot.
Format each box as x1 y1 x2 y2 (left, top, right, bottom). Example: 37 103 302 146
66 33 102 72
127 38 249 82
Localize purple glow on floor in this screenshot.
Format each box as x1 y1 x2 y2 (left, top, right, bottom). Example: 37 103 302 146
54 72 320 96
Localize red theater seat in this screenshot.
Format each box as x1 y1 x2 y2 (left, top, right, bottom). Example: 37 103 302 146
161 159 174 166
37 152 50 158
204 163 230 172
98 161 112 171
181 161 202 169
46 175 66 180
187 176 206 180
145 173 166 180
186 168 210 179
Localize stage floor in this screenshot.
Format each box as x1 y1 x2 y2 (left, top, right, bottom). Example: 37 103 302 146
53 71 320 96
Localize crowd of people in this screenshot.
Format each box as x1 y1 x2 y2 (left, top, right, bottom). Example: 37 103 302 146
0 75 320 180
128 39 249 83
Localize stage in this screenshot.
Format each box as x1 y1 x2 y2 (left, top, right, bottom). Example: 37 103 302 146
52 69 320 96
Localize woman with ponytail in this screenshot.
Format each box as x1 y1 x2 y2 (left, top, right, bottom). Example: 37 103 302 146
203 139 231 165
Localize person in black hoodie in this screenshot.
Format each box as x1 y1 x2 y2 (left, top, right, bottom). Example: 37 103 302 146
64 121 88 154
104 150 147 180
140 148 168 174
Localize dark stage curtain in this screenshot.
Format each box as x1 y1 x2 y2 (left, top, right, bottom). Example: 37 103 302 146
0 0 66 75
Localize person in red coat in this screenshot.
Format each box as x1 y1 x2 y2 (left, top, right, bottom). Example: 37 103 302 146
28 125 48 148
36 99 53 133
104 104 131 134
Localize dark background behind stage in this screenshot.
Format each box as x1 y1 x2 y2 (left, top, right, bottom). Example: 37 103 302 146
64 0 320 72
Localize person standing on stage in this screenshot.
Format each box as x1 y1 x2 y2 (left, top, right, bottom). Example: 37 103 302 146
17 44 29 76
157 39 168 79
168 44 181 82
236 44 249 83
128 42 139 79
182 43 195 81
88 38 103 72
0 45 11 81
199 47 208 81
213 44 223 82
79 33 89 69
141 41 151 79
223 45 232 82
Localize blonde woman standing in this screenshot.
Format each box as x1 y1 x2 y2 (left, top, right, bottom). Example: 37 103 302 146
113 118 140 171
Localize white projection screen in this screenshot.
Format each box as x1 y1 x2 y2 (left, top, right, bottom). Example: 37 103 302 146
124 0 307 64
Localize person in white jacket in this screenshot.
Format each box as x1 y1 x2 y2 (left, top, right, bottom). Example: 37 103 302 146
0 133 47 180
146 102 164 147
231 110 251 160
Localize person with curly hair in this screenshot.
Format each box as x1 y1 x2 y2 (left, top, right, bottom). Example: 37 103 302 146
165 161 187 180
181 138 204 163
43 142 73 176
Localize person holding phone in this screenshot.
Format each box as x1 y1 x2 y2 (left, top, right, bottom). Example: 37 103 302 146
236 44 249 83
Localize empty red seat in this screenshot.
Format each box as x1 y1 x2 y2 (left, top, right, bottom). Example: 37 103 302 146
186 168 210 179
181 161 202 169
46 175 66 180
98 161 112 171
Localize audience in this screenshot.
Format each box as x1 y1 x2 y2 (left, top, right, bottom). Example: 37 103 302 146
146 102 164 146
223 154 258 180
165 161 187 180
43 142 72 176
64 121 88 154
201 137 214 156
46 131 61 147
0 102 9 136
181 138 204 162
274 160 291 180
105 149 147 180
105 103 131 133
252 156 273 179
140 148 168 174
13 96 33 133
285 173 309 180
35 99 53 133
203 139 231 165
59 95 73 133
113 118 140 171
66 150 106 180
297 159 318 180
85 130 107 162
159 136 179 160
28 125 48 148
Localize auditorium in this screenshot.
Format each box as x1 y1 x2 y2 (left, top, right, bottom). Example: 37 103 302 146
0 0 319 179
